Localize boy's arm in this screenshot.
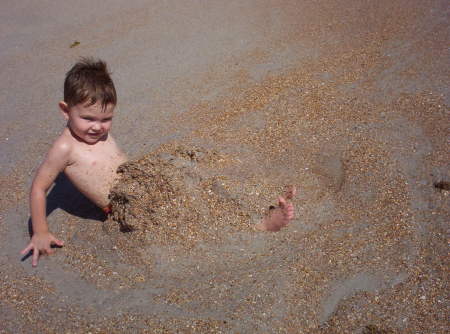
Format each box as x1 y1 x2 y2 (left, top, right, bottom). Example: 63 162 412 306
20 141 70 266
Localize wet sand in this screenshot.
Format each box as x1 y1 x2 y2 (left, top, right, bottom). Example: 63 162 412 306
1 0 449 333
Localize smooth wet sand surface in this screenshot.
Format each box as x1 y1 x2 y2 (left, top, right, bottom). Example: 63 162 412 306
1 1 449 333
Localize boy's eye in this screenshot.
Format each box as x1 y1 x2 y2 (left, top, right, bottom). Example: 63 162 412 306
102 118 112 122
82 117 94 121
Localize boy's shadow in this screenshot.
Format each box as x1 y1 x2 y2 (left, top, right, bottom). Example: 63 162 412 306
22 173 107 261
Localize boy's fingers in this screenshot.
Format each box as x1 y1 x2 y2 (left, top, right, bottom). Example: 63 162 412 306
32 248 39 267
46 248 54 255
51 238 64 247
20 244 32 255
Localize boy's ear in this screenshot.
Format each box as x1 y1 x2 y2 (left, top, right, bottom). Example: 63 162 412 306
59 101 70 120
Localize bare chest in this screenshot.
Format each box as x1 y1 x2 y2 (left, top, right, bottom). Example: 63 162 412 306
68 143 125 174
64 138 127 207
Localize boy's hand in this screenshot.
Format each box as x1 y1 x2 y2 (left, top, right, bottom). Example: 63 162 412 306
20 232 64 267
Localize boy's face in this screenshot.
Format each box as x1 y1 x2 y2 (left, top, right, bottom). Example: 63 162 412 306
60 101 115 145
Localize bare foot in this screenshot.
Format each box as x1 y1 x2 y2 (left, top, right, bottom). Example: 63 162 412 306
255 185 296 232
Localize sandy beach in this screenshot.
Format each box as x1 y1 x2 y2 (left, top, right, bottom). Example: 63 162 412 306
1 0 449 333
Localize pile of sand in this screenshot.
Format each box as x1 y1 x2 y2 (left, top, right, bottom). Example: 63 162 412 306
105 145 254 249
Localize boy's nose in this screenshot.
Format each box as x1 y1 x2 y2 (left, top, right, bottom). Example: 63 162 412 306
92 122 102 131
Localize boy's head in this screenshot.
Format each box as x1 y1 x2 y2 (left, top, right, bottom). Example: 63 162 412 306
63 58 117 110
60 58 117 144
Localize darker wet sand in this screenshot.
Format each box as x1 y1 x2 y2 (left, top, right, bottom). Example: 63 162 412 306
1 0 449 333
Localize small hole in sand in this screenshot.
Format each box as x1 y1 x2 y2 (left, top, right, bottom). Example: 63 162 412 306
433 181 450 191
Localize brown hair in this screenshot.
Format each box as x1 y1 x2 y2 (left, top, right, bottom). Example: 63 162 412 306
64 58 117 110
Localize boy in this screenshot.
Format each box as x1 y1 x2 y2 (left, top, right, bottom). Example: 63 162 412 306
21 58 295 267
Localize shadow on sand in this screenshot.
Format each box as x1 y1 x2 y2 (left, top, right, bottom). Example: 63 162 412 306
22 173 106 261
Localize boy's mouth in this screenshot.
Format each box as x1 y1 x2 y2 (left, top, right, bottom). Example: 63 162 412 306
86 133 103 140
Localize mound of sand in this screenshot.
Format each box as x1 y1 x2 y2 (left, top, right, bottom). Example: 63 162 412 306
105 145 254 249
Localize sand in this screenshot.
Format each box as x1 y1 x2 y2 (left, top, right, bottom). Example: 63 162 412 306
106 145 254 251
1 0 449 333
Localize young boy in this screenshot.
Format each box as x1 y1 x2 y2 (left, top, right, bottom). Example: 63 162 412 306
21 58 295 267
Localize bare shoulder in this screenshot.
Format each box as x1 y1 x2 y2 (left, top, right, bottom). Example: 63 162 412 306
41 129 76 169
105 133 127 159
107 133 120 146
32 129 75 189
47 129 73 158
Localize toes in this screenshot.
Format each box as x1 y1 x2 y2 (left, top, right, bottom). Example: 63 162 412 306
285 205 294 220
278 196 287 208
285 185 297 200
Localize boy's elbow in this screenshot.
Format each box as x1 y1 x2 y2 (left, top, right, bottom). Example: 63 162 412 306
30 182 47 198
